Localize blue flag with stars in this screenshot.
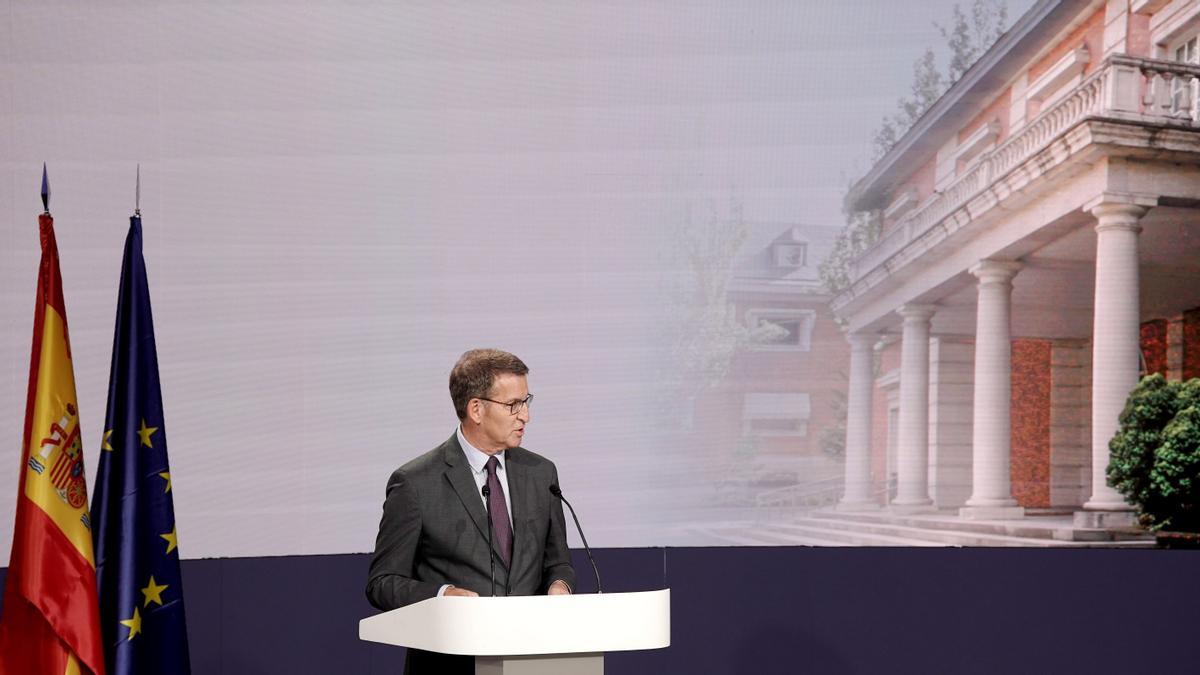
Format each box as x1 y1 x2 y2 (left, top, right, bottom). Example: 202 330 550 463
91 215 191 674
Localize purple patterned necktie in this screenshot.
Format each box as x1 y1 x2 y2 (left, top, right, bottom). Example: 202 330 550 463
485 456 513 568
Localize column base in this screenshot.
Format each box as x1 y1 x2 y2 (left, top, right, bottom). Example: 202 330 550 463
1081 496 1134 511
888 502 936 515
1073 509 1137 529
836 499 881 512
959 505 1025 520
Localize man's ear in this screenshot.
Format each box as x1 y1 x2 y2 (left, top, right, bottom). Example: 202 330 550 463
467 399 482 425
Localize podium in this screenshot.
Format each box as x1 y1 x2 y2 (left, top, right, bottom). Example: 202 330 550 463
359 589 670 674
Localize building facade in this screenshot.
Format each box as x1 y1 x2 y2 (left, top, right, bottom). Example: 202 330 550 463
694 223 848 508
834 0 1200 526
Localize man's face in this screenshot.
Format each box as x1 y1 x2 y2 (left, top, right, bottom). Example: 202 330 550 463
476 373 530 452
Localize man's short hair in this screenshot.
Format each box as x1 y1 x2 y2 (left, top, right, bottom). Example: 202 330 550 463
449 349 530 420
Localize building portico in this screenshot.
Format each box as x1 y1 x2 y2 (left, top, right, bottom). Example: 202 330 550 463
961 260 1024 520
892 304 937 512
1081 197 1149 520
832 0 1200 524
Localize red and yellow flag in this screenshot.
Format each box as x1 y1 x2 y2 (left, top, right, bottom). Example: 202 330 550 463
0 214 105 675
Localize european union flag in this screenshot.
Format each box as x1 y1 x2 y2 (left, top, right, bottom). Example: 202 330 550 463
91 215 191 674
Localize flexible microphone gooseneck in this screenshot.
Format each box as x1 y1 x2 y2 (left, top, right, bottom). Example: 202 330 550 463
549 484 602 594
482 484 496 597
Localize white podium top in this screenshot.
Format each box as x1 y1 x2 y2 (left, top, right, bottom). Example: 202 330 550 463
359 589 671 656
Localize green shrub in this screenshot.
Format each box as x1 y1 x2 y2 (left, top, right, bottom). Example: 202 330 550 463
1108 375 1200 531
1107 375 1178 514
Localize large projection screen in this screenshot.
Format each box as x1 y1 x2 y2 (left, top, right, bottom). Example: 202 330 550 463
1 1 1035 559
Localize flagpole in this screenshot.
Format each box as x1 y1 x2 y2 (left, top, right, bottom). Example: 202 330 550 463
41 163 50 214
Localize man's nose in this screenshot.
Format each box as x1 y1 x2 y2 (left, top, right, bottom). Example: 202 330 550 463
517 405 531 423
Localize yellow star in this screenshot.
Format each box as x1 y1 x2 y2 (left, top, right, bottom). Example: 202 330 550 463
102 429 114 451
138 419 159 448
158 471 172 493
119 607 142 641
160 526 178 555
141 576 169 607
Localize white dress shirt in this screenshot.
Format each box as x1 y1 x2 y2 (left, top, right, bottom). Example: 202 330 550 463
437 427 514 597
456 425 515 527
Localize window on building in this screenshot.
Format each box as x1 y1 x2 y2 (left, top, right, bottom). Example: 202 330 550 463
1172 36 1198 120
773 243 808 268
742 392 811 437
747 309 816 351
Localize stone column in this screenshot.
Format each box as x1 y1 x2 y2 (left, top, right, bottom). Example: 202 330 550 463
1079 199 1148 525
891 304 936 511
839 332 878 510
961 260 1025 520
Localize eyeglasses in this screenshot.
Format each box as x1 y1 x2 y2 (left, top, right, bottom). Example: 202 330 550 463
478 393 533 416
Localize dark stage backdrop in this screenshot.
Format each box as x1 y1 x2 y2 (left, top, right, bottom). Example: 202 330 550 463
2 547 1194 674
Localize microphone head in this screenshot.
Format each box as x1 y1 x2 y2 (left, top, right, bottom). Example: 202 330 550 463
481 484 491 498
548 484 562 497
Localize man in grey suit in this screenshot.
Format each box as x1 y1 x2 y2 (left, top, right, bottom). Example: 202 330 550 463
366 349 576 674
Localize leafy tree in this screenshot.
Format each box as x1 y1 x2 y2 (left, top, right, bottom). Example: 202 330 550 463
1153 406 1200 531
1108 375 1200 531
873 48 946 161
938 0 1010 83
660 197 787 428
667 197 749 394
1108 375 1188 519
818 382 849 458
817 206 880 297
821 1 1010 295
875 0 1009 162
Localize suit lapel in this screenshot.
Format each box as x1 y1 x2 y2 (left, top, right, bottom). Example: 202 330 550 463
505 449 534 577
442 433 511 571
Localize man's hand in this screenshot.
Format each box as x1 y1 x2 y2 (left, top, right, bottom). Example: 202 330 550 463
444 586 479 597
547 580 571 595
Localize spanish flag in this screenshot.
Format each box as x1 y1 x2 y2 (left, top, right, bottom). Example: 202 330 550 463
0 212 105 675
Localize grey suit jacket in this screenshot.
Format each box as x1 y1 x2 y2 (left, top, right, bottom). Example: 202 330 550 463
366 433 576 610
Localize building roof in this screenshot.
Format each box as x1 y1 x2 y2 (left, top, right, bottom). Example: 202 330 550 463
733 221 841 291
847 0 1094 212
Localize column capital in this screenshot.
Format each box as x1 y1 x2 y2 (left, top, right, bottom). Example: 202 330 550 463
1082 191 1156 211
1084 193 1153 232
969 259 1022 284
896 303 937 322
846 331 877 350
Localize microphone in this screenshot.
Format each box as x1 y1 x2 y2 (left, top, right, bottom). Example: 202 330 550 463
482 484 496 597
549 484 602 594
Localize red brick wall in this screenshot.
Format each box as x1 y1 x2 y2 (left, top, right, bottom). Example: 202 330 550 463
688 290 850 471
727 295 848 458
1011 339 1051 508
1025 7 1105 119
1028 7 1105 82
1184 309 1200 380
1141 319 1168 377
1127 12 1151 58
957 88 1011 147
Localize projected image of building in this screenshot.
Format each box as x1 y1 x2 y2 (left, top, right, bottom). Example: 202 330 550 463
689 223 849 516
829 0 1200 544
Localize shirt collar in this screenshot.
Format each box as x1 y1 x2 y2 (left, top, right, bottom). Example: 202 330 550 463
457 425 506 474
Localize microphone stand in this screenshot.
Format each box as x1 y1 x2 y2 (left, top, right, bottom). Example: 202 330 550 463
482 484 496 597
550 484 602 594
